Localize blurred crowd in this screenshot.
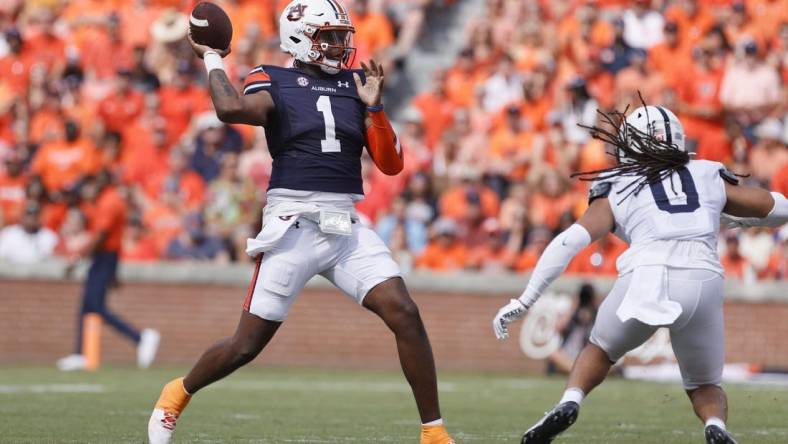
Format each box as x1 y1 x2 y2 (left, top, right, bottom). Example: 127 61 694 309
363 0 787 281
0 0 429 263
0 0 785 282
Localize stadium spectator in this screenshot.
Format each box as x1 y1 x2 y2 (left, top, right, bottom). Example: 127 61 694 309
720 233 754 281
165 211 228 262
121 214 159 263
567 234 627 276
376 195 428 255
547 283 598 375
0 154 27 226
514 226 552 272
189 115 243 183
720 40 782 135
0 0 783 280
31 120 101 193
760 227 787 280
439 167 499 221
749 119 788 185
621 0 664 50
465 218 517 273
415 218 467 272
54 207 91 260
57 171 160 372
0 202 57 264
97 69 144 133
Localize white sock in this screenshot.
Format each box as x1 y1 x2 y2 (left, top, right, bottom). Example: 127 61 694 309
422 418 443 427
705 417 726 430
559 387 585 406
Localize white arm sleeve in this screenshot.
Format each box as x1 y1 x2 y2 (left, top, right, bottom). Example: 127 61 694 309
721 192 788 228
518 223 592 308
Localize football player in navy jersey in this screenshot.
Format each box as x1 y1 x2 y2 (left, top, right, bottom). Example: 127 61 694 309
148 1 456 443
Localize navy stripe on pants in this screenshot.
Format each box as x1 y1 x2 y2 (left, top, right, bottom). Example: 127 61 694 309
74 252 141 354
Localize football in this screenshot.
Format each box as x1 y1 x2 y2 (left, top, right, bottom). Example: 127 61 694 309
189 2 233 51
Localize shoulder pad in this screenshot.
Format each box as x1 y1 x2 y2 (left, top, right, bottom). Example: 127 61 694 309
718 168 739 185
588 182 613 204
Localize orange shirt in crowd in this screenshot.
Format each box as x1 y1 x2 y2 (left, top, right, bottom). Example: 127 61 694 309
439 185 500 221
84 186 127 253
98 89 144 133
415 241 468 272
0 52 31 98
488 128 537 180
24 33 66 72
158 85 211 139
445 67 483 108
648 42 690 86
664 4 716 49
412 91 455 149
514 247 542 272
121 234 159 262
143 201 184 254
466 245 517 271
0 172 27 225
80 30 135 79
567 235 627 276
351 11 394 62
28 108 65 145
759 251 787 280
31 138 101 192
41 201 69 232
721 253 749 279
772 164 788 196
144 170 207 210
529 192 576 231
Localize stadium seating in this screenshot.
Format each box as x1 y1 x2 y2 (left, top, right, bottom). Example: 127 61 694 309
0 0 785 281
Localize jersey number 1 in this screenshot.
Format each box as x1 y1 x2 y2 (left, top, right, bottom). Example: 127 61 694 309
316 95 341 153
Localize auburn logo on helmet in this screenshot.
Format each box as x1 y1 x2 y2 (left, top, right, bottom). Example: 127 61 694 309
287 4 307 21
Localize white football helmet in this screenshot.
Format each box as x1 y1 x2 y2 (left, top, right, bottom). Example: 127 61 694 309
617 105 686 163
279 0 356 75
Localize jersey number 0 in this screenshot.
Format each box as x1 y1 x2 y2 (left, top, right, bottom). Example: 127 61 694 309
316 95 341 153
648 167 700 214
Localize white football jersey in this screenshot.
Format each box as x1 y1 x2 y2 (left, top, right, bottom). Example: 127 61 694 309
594 160 729 276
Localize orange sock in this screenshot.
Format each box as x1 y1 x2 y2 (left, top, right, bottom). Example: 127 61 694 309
154 377 192 415
420 424 455 444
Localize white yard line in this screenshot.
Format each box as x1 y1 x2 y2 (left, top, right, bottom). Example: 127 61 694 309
0 383 106 394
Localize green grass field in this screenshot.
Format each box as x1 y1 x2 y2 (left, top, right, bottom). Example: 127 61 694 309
0 366 786 443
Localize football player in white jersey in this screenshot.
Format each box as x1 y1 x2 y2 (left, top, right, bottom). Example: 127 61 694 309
492 104 787 444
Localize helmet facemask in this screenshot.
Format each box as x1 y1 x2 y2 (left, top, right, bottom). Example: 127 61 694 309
305 25 356 74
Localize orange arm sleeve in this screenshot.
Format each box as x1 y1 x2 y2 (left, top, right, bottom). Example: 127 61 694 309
366 110 404 176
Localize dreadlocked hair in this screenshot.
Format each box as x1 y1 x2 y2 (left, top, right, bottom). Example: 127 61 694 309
570 101 691 205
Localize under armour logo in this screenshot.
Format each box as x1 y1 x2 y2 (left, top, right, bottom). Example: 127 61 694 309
337 81 349 88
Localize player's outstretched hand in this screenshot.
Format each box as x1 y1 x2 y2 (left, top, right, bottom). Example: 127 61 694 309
492 298 528 340
353 59 384 107
187 32 231 59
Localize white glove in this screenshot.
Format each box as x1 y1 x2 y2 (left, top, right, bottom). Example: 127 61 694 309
492 298 528 340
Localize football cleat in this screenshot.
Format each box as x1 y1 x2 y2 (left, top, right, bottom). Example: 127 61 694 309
148 377 192 444
148 408 178 444
522 401 579 444
705 425 738 444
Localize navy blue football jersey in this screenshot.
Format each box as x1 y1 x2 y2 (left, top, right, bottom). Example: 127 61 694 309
243 65 367 195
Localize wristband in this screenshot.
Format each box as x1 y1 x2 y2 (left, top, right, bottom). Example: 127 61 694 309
367 104 384 112
203 51 225 75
